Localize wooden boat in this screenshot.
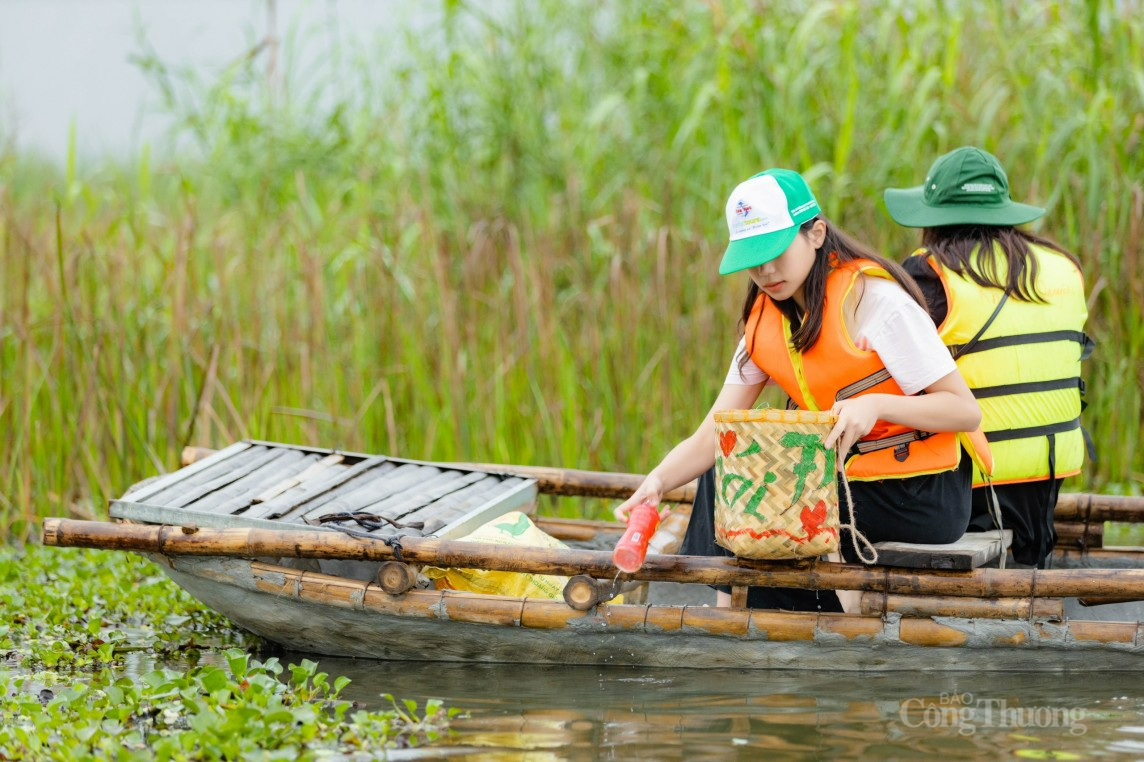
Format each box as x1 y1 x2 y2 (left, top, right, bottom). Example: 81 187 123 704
41 440 1144 672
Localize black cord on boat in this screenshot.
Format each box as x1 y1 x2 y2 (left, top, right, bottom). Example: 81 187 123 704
308 511 424 532
314 521 410 561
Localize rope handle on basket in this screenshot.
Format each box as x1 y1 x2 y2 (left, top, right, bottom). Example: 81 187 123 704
835 444 879 565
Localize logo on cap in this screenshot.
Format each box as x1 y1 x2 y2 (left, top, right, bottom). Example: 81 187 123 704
735 200 752 217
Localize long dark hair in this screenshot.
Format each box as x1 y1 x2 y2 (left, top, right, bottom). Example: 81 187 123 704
921 225 1081 303
738 217 926 367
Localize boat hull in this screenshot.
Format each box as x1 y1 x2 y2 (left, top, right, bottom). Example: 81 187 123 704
151 554 1144 672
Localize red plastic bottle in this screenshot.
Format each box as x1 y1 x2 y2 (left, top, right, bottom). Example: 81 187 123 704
612 502 661 573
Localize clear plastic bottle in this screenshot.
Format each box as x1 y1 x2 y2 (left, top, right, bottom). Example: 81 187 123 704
646 509 690 556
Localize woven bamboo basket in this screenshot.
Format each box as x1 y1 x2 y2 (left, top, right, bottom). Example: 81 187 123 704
713 409 840 560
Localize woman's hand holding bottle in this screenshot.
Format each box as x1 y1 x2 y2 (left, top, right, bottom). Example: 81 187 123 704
613 475 665 521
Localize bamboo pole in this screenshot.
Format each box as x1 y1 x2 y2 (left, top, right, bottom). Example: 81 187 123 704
460 462 697 503
41 518 1144 599
1055 493 1144 523
246 561 1142 647
1054 521 1104 548
182 446 216 466
534 517 622 541
858 592 1063 620
1054 546 1144 564
1077 596 1144 607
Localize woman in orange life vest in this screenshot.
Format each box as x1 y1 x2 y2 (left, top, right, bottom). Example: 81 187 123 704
884 146 1090 569
614 168 986 613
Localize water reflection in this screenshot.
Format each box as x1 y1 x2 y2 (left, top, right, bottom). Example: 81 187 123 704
300 657 1144 760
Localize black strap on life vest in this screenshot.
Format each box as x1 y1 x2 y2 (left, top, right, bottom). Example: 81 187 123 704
971 377 1084 399
949 330 1092 358
984 417 1081 443
848 429 936 462
950 289 1011 360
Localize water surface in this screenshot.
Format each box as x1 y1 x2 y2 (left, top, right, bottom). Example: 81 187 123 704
309 658 1144 760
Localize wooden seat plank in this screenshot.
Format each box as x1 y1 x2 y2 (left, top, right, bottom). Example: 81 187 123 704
872 530 1013 570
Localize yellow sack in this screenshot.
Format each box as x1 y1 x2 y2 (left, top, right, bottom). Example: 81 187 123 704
422 512 570 600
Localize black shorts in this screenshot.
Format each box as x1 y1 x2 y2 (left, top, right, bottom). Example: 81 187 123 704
968 479 1063 568
680 450 973 612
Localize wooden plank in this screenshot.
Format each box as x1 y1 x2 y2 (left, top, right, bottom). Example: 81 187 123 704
730 586 748 609
185 450 317 514
326 476 517 537
400 476 506 525
267 455 398 520
112 477 533 541
293 464 442 521
163 446 291 509
434 478 536 538
251 454 346 504
119 442 253 505
109 500 335 532
291 463 440 523
146 445 272 506
301 473 538 540
872 530 1012 570
357 470 490 521
241 463 361 520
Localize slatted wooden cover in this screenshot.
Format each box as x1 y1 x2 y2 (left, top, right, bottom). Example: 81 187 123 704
109 441 537 541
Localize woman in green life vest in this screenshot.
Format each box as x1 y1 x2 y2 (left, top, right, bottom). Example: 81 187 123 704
884 146 1091 568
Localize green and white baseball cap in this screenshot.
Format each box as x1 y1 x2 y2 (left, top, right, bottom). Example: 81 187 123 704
719 169 821 276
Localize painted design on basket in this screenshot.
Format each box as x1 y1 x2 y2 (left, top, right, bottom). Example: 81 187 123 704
735 441 762 457
718 499 837 542
780 432 836 504
715 428 838 546
742 472 777 520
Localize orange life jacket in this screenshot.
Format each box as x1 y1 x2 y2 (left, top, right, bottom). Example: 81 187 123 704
745 258 992 481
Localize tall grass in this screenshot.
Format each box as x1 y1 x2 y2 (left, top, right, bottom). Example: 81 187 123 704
2 0 1141 539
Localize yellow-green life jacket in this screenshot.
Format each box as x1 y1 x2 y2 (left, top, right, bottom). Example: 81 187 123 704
923 243 1090 486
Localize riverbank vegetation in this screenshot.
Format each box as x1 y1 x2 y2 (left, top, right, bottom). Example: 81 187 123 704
2 0 1141 539
0 544 455 758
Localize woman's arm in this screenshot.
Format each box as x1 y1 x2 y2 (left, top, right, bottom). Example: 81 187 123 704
613 381 765 519
823 369 981 455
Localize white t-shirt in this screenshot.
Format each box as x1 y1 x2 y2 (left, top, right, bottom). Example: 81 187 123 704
725 275 956 396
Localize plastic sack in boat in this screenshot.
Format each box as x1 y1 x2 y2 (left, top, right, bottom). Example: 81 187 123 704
423 511 574 600
714 409 840 560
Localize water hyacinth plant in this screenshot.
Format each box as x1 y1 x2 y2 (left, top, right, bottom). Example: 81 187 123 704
1 0 1141 539
0 653 456 759
0 545 458 758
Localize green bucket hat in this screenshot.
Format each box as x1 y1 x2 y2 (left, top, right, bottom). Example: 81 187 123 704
719 169 821 275
883 146 1046 228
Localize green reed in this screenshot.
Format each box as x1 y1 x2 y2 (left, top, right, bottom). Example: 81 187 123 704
1 0 1141 538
